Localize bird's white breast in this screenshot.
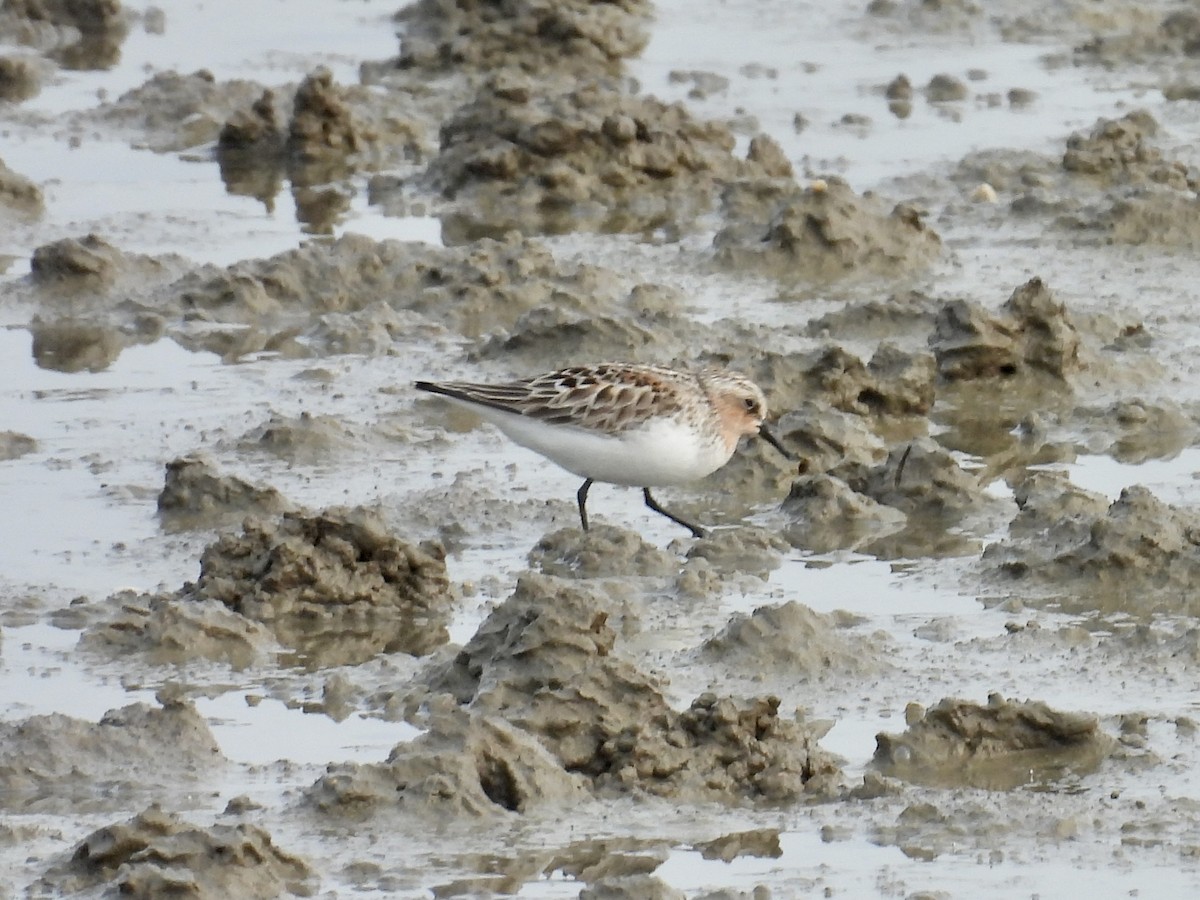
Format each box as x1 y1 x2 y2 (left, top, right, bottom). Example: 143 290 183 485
462 403 734 487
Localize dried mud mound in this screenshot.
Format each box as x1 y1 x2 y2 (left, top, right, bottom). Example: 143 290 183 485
985 478 1200 617
774 343 937 417
79 588 274 668
702 601 884 680
874 694 1114 789
309 700 591 817
1074 8 1200 65
529 525 679 579
236 412 355 463
216 68 427 235
187 508 452 666
780 473 906 553
29 232 178 291
1059 111 1200 247
93 69 267 153
1 0 129 69
419 574 841 804
18 235 189 366
930 277 1081 381
468 281 712 371
0 700 221 814
397 0 652 74
0 52 48 103
1061 110 1191 189
85 506 457 669
157 456 292 530
0 155 42 215
36 805 314 899
960 111 1200 248
686 525 789 580
0 430 36 460
781 438 998 557
426 74 777 241
169 232 636 354
713 177 941 280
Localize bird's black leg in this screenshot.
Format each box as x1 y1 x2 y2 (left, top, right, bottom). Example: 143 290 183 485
577 478 593 531
643 488 706 538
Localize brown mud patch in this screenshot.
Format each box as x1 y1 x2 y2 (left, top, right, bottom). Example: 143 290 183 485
874 694 1114 790
81 507 452 668
36 804 315 899
0 699 222 814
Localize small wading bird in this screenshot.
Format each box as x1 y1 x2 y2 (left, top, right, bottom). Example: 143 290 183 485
415 362 791 538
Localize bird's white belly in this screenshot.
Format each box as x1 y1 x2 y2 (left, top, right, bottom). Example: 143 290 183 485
482 409 732 486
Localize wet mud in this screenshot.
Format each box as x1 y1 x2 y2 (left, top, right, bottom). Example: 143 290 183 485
5 0 1200 896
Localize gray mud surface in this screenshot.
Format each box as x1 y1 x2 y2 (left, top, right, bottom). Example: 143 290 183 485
5 0 1200 897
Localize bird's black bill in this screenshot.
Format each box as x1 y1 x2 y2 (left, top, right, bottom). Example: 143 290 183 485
758 423 792 459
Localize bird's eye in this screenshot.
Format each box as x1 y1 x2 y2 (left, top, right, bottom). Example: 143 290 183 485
743 397 759 413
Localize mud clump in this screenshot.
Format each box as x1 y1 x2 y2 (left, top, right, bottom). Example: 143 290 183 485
874 694 1114 789
0 156 43 216
1055 111 1200 247
157 456 292 529
169 232 628 352
79 589 273 668
217 89 284 152
529 525 679 579
702 601 883 680
686 526 789 579
37 805 314 898
793 439 999 558
1076 10 1200 65
930 277 1080 381
0 700 221 813
30 233 123 286
426 74 772 241
1062 111 1192 190
309 700 591 817
95 69 267 153
695 828 782 862
1091 192 1200 248
986 481 1200 616
0 430 37 460
781 474 906 552
773 403 889 476
714 177 941 281
925 73 968 102
426 574 840 803
839 438 986 522
785 343 936 417
185 507 452 666
2 0 129 69
22 233 188 313
286 67 360 164
469 281 706 367
397 0 652 75
0 54 45 102
579 875 684 900
237 412 353 463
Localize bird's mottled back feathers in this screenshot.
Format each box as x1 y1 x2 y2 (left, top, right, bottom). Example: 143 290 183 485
417 363 691 435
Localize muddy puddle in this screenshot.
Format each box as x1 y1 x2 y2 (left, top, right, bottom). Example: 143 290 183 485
5 0 1200 896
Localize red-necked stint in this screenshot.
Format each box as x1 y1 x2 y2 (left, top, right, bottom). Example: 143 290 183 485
415 363 789 537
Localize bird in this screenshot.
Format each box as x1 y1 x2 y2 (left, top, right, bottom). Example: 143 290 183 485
414 362 790 537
